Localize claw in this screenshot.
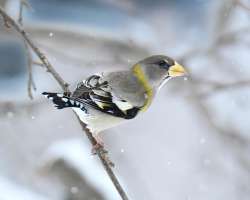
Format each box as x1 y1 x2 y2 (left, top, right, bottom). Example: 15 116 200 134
90 137 114 167
63 91 71 97
91 142 104 155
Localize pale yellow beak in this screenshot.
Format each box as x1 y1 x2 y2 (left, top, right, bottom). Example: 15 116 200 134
168 62 187 77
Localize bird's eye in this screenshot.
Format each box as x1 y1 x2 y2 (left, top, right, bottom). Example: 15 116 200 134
158 60 168 68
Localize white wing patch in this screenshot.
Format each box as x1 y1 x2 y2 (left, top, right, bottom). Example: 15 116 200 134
93 101 106 109
112 96 133 112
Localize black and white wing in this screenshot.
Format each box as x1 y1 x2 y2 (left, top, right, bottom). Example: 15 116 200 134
72 75 140 119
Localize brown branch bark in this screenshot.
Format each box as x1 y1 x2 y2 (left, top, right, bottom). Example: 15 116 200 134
77 119 129 200
0 6 129 200
236 0 250 11
18 1 36 99
25 42 36 99
0 7 70 93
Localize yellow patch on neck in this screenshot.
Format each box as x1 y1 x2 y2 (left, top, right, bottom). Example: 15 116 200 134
132 64 153 112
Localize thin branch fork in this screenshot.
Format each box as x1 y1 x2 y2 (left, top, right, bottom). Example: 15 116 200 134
18 1 36 99
18 0 32 25
0 7 70 93
235 0 250 11
25 41 36 99
0 6 129 200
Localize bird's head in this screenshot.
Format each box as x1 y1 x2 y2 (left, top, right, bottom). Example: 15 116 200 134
132 55 187 90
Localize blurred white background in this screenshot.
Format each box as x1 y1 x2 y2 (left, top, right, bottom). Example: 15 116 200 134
0 0 250 199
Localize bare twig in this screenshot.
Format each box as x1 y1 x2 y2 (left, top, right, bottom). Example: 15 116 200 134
18 0 32 25
77 119 130 200
236 0 250 11
18 0 24 25
2 14 10 28
18 0 36 99
0 7 70 93
25 42 37 99
0 6 129 200
33 60 44 67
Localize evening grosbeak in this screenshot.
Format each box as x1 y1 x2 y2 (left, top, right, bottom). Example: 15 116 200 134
43 55 187 143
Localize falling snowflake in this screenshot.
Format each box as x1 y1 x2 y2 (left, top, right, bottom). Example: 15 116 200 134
199 138 206 144
70 186 79 194
6 112 14 118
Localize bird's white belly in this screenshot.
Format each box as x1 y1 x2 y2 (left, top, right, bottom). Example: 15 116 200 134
72 107 125 134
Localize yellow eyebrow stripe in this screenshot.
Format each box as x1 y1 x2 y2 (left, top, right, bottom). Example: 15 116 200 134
132 64 153 112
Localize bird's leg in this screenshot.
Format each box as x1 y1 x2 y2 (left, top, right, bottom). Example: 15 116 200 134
63 91 71 97
91 133 114 167
95 134 104 146
91 134 107 155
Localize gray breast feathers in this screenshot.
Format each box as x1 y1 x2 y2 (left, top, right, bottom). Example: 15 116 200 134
101 71 146 107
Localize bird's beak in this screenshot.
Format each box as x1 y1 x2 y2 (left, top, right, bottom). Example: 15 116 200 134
168 62 187 77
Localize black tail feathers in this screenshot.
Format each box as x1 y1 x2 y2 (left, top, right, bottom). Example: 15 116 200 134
42 92 87 112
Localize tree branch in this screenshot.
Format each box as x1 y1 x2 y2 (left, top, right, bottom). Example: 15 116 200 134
0 6 70 93
25 41 36 99
0 6 129 200
18 0 36 99
18 0 32 26
236 0 250 12
77 119 129 200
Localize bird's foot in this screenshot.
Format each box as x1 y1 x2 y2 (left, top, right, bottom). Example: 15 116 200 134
91 143 103 155
63 91 71 97
91 135 107 155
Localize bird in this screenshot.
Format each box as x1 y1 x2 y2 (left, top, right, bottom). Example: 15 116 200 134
43 55 187 147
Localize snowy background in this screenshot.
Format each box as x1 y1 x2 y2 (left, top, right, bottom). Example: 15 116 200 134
0 0 250 199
